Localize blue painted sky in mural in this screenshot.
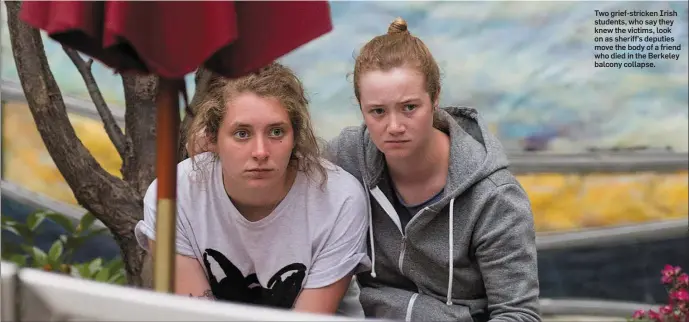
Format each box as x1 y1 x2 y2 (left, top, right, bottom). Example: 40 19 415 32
2 1 687 152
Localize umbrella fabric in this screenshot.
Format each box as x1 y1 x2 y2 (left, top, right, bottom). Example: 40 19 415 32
20 1 332 78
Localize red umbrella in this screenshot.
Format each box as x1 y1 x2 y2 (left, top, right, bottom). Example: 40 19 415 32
20 0 332 294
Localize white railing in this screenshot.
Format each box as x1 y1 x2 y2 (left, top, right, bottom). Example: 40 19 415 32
0 261 358 322
1 261 657 321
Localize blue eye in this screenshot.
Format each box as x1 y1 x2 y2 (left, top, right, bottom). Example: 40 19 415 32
233 130 250 139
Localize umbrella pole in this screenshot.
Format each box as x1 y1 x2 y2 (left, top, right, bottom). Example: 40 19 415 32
153 77 181 294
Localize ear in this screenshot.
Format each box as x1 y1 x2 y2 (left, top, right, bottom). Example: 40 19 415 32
433 87 441 110
208 142 217 154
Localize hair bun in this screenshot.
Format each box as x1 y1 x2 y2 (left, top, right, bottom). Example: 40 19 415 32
387 17 409 35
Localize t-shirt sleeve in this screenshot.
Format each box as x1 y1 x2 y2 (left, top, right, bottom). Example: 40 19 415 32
304 182 371 289
134 179 196 257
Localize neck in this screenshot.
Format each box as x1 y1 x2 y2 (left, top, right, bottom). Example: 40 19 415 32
223 167 297 222
387 128 449 185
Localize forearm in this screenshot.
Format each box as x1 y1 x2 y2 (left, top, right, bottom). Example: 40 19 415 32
359 284 474 321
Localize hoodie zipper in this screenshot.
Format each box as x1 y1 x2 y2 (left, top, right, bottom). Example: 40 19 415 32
398 206 430 275
398 235 406 273
369 186 432 277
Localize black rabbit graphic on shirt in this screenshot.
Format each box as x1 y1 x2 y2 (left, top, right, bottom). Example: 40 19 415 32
202 248 307 308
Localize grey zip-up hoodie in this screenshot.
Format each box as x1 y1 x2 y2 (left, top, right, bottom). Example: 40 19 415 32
326 107 540 322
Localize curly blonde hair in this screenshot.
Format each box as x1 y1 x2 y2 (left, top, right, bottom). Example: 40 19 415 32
186 62 327 185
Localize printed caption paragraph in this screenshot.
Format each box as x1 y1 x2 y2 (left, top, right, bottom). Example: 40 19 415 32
593 9 681 69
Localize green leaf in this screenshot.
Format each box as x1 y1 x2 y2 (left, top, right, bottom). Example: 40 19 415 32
85 227 108 238
1 216 17 227
8 254 27 267
104 259 124 272
107 270 124 284
88 258 103 274
78 213 97 233
69 265 82 278
26 211 48 232
45 213 76 234
2 226 21 237
4 224 32 240
23 246 47 267
74 263 92 279
47 240 64 262
112 274 127 285
94 268 110 282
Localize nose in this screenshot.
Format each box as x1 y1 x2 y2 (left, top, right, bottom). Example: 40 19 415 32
251 136 270 161
387 113 405 136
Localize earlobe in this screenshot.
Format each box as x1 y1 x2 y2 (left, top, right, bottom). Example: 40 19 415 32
434 89 441 110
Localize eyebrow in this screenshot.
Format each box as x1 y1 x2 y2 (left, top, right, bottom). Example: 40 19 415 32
231 121 289 128
365 98 421 108
400 98 422 104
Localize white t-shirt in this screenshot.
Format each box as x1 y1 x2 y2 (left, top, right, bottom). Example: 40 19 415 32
135 153 370 315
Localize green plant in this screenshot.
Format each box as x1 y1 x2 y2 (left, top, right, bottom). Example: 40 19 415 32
1 210 126 285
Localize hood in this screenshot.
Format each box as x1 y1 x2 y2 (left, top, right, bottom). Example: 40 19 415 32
356 106 510 210
354 107 514 307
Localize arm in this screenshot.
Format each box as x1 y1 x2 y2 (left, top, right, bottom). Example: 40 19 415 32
358 282 476 321
293 274 354 314
357 184 539 322
293 187 371 314
147 240 214 299
135 179 213 299
474 183 540 322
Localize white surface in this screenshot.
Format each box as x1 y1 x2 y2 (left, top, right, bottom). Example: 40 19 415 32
0 262 17 322
14 265 356 321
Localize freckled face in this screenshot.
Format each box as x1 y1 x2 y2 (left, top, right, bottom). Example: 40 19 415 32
358 67 436 159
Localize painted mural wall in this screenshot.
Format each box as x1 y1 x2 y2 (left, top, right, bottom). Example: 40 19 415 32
2 2 687 233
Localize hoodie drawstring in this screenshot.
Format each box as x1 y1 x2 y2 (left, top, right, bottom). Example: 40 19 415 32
366 185 455 304
446 197 455 305
364 181 377 278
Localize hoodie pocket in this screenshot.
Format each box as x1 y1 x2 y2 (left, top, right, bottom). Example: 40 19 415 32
359 286 418 321
409 293 474 322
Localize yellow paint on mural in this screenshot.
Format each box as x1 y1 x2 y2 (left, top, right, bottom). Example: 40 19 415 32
2 101 687 233
2 102 122 204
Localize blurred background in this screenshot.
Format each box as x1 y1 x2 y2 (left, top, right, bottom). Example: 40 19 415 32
2 0 688 314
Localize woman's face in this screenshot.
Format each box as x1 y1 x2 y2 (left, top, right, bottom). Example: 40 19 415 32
358 66 437 160
213 92 295 190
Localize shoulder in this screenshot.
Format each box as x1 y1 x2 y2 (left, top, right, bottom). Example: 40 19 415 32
482 168 523 191
324 126 364 178
322 158 367 199
299 159 367 216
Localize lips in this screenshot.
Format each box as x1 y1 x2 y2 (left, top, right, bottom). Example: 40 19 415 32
246 168 272 172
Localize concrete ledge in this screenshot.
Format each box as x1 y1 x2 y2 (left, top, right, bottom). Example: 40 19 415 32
1 79 125 126
537 218 688 250
508 152 688 174
0 180 104 229
540 298 656 318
